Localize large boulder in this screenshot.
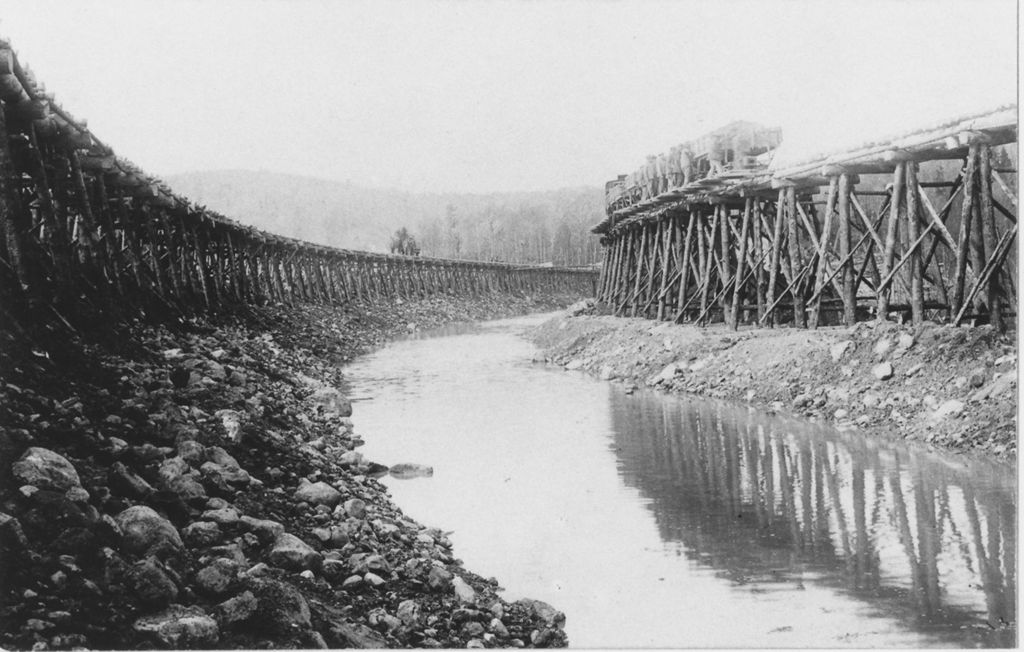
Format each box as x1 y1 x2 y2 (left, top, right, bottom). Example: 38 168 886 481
452 576 476 604
201 459 251 491
181 521 223 548
267 533 322 571
871 362 894 381
648 362 681 386
388 463 433 480
248 578 312 633
309 387 353 417
293 479 342 507
567 298 596 316
108 462 155 499
516 598 566 630
214 410 243 443
133 605 219 647
195 558 239 596
239 515 285 543
127 558 179 606
116 506 183 556
830 340 854 362
214 590 258 626
157 457 207 504
427 565 452 591
930 399 965 422
12 447 81 492
343 498 366 519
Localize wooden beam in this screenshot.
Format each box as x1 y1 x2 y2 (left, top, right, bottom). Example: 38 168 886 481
809 176 838 329
729 198 753 329
951 146 978 317
953 224 1017 326
979 145 1003 331
876 162 905 320
905 162 924 325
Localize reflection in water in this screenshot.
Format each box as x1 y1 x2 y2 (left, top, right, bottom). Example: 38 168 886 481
610 391 1016 647
344 314 1016 648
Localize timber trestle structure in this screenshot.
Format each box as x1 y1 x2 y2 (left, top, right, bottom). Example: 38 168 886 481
0 42 595 324
594 107 1017 331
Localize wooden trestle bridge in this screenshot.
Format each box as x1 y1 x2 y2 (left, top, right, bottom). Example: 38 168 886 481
0 41 595 324
594 109 1017 331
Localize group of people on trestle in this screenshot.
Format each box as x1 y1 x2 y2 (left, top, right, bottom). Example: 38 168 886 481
624 136 726 203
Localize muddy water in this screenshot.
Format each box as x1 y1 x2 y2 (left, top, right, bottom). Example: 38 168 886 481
342 314 1016 648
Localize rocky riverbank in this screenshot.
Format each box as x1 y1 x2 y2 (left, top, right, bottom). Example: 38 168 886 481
0 294 575 650
533 302 1016 462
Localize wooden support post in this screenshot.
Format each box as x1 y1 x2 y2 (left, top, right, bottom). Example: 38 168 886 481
606 237 623 303
954 224 1017 325
809 177 838 329
143 210 168 299
719 204 733 326
766 193 786 327
630 224 648 316
117 192 149 296
94 176 126 297
952 146 978 318
752 201 765 321
785 187 806 328
838 173 855 324
729 198 753 329
67 151 101 274
0 101 35 294
26 125 67 284
969 165 988 317
978 145 1003 331
613 232 629 312
877 162 905 321
697 209 717 325
905 162 924 325
188 224 211 308
656 219 673 321
597 245 611 301
616 229 634 314
673 210 697 323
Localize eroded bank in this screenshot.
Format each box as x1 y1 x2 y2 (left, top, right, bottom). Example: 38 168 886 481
532 305 1016 462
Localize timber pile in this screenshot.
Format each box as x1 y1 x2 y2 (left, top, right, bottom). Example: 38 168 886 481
593 107 1017 331
0 41 596 329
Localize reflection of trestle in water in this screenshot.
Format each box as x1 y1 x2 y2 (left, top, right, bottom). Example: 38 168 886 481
607 390 1016 646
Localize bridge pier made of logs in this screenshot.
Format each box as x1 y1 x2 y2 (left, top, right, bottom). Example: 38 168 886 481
593 108 1017 331
0 42 596 325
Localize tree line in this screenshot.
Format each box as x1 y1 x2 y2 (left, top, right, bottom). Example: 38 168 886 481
169 170 604 267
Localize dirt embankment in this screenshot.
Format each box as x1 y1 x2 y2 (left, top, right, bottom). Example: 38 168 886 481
0 294 576 650
532 304 1016 462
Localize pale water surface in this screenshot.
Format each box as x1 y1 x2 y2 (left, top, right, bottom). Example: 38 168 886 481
342 314 1016 648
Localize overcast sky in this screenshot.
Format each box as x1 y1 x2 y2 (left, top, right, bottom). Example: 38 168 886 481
1 0 1017 194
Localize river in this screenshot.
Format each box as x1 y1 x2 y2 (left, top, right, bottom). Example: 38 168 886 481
341 313 1016 648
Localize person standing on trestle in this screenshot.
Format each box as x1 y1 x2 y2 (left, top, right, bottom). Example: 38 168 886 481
708 136 726 176
656 152 668 195
668 145 682 188
645 155 658 198
679 144 694 185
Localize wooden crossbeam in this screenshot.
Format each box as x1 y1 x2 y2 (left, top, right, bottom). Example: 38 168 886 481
953 224 1017 325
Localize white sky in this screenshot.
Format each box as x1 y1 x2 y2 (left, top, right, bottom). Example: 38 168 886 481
1 0 1017 194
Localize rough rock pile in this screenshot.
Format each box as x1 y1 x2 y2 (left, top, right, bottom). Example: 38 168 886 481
533 314 1016 460
0 296 573 650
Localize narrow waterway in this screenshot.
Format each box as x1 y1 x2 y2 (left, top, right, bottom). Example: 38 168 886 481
342 314 1016 648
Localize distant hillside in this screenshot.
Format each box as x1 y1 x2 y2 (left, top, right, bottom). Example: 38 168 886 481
166 170 605 266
